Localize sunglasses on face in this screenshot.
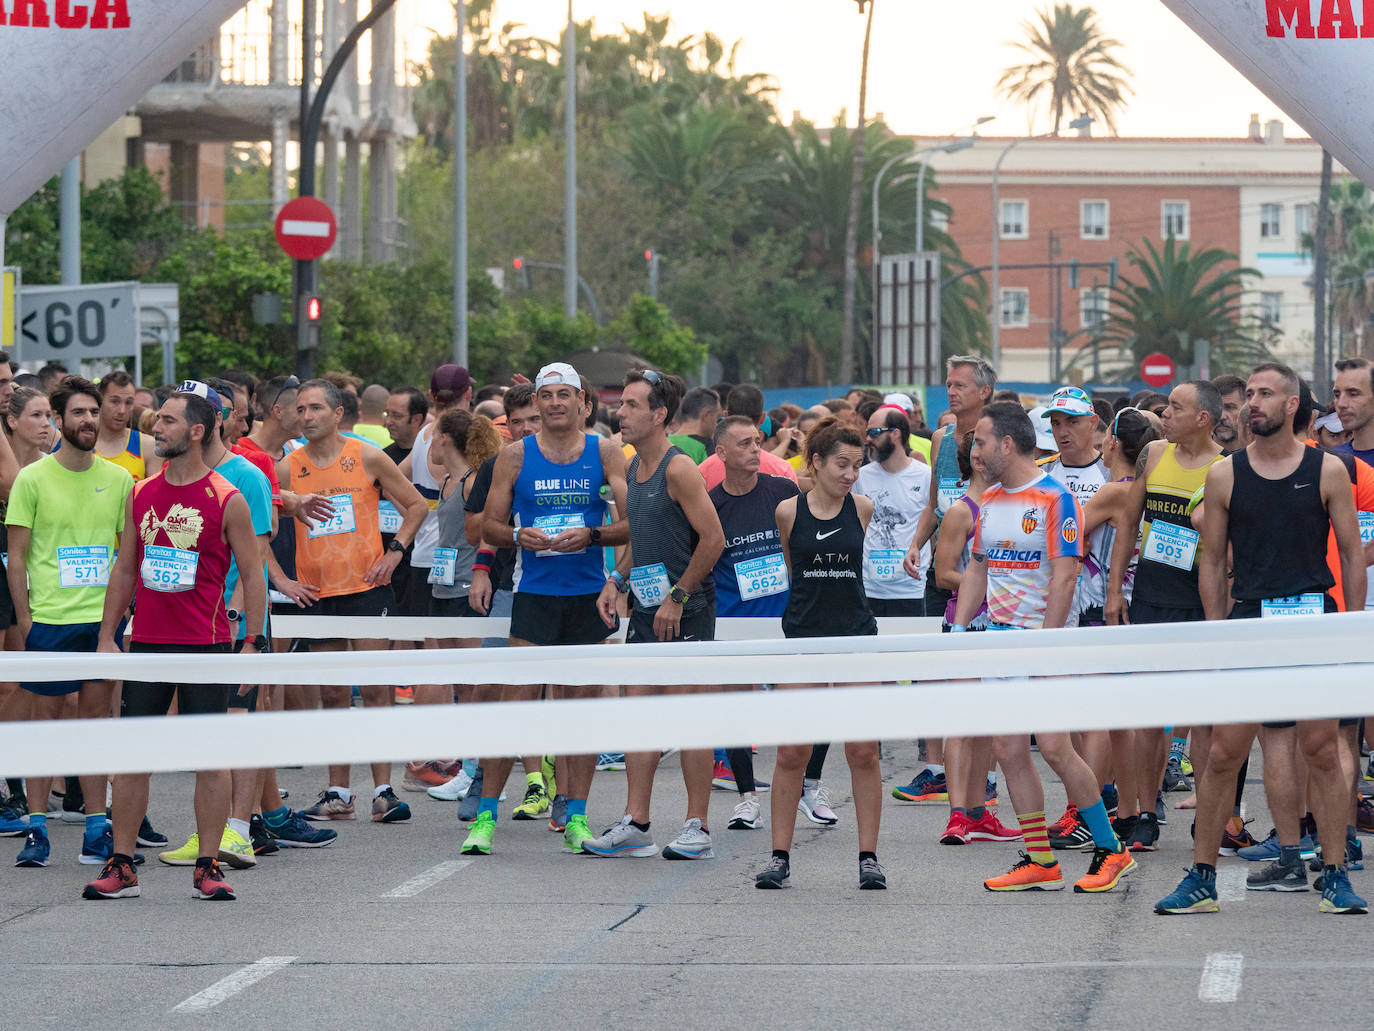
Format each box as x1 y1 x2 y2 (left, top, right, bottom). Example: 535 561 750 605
865 427 894 439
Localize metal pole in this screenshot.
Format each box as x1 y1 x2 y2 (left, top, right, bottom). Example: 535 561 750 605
915 157 929 254
296 0 316 377
563 2 577 319
60 156 81 286
453 0 468 365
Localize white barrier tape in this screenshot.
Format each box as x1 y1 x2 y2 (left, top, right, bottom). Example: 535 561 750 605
3 663 1370 778
267 615 944 641
4 610 1373 686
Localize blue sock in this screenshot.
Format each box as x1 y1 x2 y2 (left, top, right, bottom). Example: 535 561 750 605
567 798 586 818
84 812 106 839
1078 798 1121 851
478 796 499 820
263 806 290 826
28 812 47 833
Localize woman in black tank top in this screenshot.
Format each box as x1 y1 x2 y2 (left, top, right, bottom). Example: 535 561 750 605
756 418 885 891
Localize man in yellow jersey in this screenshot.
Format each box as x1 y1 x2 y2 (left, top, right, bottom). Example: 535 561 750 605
276 379 428 826
95 370 162 481
1106 380 1224 852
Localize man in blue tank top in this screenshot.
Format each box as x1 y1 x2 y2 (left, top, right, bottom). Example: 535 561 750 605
462 362 630 857
584 369 724 861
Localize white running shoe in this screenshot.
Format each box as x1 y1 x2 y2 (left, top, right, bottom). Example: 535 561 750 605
581 814 657 857
729 794 764 830
427 769 474 802
661 818 714 860
798 780 838 826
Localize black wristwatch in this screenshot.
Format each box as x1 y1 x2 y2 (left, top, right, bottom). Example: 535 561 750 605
589 526 602 546
669 585 691 605
250 634 269 652
388 538 407 554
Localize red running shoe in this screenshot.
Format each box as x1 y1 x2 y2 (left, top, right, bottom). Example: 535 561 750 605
193 858 236 901
940 811 972 845
82 856 140 900
967 811 1023 843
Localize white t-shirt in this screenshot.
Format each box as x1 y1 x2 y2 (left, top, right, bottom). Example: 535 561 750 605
855 458 932 599
1041 454 1110 618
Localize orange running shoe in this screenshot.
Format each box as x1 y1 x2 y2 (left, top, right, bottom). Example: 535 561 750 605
402 760 459 792
395 686 414 705
1073 846 1137 893
984 852 1064 891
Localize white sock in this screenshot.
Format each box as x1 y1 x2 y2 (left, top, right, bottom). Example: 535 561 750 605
926 764 945 775
329 785 352 803
373 784 391 800
227 818 250 840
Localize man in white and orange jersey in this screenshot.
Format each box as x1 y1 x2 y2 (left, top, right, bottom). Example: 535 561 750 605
276 379 427 826
952 401 1133 895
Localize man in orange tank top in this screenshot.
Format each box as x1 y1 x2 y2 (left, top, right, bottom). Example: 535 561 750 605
276 380 427 826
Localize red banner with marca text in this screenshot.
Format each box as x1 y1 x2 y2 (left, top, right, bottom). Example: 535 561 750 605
1160 1 1374 185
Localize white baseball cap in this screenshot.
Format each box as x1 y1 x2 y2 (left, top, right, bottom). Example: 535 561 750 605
882 392 915 413
1026 406 1057 451
535 362 581 390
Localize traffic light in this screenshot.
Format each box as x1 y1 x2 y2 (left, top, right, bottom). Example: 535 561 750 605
512 256 530 290
305 296 322 323
644 248 661 300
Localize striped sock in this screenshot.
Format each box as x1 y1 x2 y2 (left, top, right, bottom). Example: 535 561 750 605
1017 810 1055 864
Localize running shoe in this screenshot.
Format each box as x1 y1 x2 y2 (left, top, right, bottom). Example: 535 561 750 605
562 813 593 853
456 768 485 821
265 809 336 847
541 756 557 800
581 815 656 858
136 816 168 848
193 858 236 901
371 788 411 823
159 833 201 866
1299 832 1320 860
15 827 50 868
1237 827 1280 861
249 814 280 856
985 779 999 807
428 768 474 802
1358 797 1374 834
1154 867 1219 914
891 769 948 803
1112 815 1137 841
1219 819 1258 856
1100 784 1119 819
82 856 140 899
595 753 627 772
1049 814 1094 851
548 795 569 832
967 811 1022 842
711 760 737 791
729 795 763 830
218 827 257 869
984 852 1064 891
859 856 887 889
60 787 86 825
1074 847 1136 893
511 782 551 820
394 686 414 705
302 789 356 821
754 854 791 889
1319 867 1368 914
77 824 143 867
939 811 972 845
662 818 714 860
1348 832 1364 871
1180 754 1193 776
461 811 495 855
1155 790 1168 825
1247 858 1308 891
798 782 838 826
1047 804 1079 839
402 760 459 792
0 799 28 837
1164 753 1193 792
1127 813 1160 852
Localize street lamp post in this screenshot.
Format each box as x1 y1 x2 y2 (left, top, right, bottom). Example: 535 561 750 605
991 116 1092 372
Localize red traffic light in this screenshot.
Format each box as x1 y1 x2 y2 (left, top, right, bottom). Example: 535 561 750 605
512 257 524 270
306 296 321 322
644 249 654 262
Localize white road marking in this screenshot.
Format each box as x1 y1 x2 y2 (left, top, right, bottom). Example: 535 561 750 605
382 859 472 897
1217 866 1248 901
1198 952 1244 1003
172 956 297 1013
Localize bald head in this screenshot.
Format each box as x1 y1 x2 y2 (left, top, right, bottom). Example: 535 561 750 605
360 384 390 419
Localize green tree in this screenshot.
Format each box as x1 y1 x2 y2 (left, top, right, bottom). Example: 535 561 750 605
997 3 1133 135
1070 237 1270 379
606 293 705 376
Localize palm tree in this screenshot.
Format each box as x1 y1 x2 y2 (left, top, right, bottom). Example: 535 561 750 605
998 4 1133 135
1069 237 1270 380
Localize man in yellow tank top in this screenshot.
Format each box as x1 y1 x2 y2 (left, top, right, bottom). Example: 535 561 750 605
96 371 161 482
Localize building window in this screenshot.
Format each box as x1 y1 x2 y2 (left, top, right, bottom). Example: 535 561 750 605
1000 200 1028 240
1260 292 1283 325
1081 200 1109 239
1000 288 1030 329
1162 201 1190 240
1260 203 1282 239
1080 287 1111 330
1295 203 1315 247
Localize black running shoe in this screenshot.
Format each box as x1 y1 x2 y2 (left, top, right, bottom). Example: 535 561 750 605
859 857 887 890
1050 818 1094 851
754 855 791 889
136 816 168 848
249 814 280 856
1127 812 1160 852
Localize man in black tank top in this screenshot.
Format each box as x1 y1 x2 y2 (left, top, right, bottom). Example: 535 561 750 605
1157 363 1367 916
586 370 725 862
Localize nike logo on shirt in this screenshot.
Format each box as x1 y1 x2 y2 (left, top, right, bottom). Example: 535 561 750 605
816 528 842 540
1294 482 1310 489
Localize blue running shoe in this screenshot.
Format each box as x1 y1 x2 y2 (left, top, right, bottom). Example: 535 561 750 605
1319 867 1368 914
1237 827 1280 861
456 768 484 823
80 824 145 866
891 769 948 803
1348 832 1364 871
265 809 337 848
15 827 50 867
596 753 627 772
1299 832 1320 860
1154 867 1219 915
986 779 999 806
0 800 27 838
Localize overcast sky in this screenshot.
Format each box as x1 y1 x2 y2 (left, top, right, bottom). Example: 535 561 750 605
407 0 1290 139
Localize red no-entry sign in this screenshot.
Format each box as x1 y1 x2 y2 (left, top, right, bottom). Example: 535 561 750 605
1140 351 1176 388
274 196 337 261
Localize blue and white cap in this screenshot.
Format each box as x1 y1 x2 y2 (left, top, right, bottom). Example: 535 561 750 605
177 379 224 411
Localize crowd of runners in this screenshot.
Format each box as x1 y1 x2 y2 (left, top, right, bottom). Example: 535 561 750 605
1 346 1372 914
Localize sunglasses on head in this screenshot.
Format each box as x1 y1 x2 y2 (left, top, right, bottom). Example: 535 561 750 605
1111 405 1141 436
273 375 300 408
